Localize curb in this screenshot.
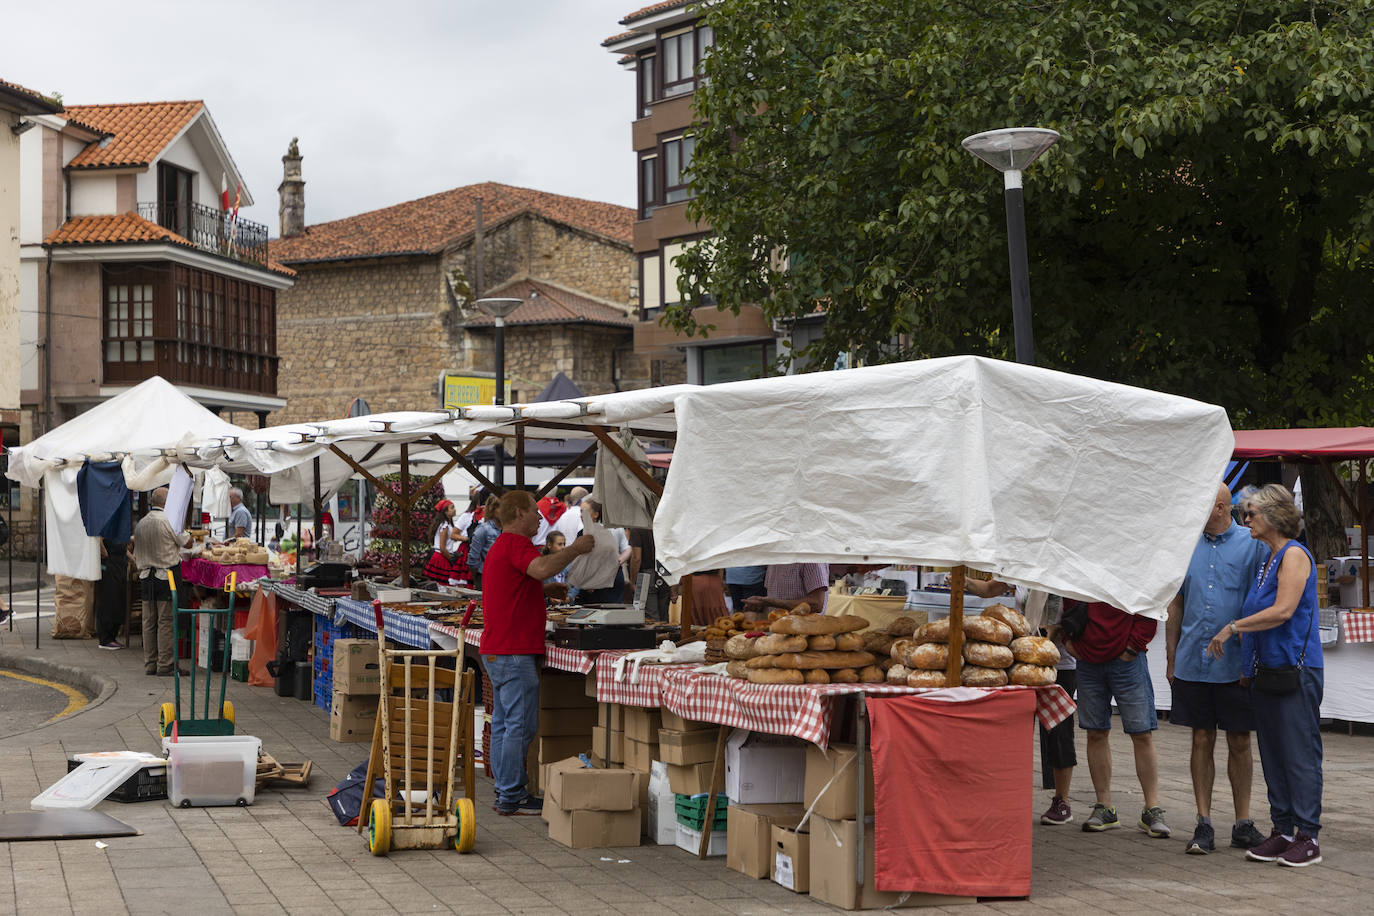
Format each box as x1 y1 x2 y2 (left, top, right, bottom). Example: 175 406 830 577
0 648 117 733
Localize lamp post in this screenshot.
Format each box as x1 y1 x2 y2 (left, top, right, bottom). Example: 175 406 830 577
960 127 1060 365
473 298 521 489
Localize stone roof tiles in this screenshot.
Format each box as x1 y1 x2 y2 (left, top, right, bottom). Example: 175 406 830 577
43 211 296 276
268 181 635 265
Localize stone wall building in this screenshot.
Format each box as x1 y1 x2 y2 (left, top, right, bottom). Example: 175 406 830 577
268 147 680 426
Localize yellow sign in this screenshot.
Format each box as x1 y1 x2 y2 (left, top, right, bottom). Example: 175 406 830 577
442 373 512 409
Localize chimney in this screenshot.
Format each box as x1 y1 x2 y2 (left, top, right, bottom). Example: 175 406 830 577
278 137 305 238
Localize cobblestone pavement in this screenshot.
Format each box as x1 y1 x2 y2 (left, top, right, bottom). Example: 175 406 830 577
1 619 1371 916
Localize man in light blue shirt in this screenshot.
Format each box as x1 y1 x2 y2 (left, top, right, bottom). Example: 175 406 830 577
1166 483 1268 855
228 488 254 541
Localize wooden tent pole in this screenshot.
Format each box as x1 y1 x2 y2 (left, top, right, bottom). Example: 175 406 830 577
679 573 694 642
1362 460 1370 608
515 428 525 488
946 566 966 688
400 443 411 587
534 442 598 498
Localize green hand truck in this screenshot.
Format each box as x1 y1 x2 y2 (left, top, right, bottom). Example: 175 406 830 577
158 570 238 737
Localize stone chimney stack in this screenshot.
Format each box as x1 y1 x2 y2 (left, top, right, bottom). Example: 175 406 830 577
278 137 305 238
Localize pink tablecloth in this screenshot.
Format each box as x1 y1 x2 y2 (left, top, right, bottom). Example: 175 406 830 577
659 668 1074 747
179 558 269 590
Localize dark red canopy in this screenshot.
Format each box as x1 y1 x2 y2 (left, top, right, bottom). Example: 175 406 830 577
1232 428 1374 460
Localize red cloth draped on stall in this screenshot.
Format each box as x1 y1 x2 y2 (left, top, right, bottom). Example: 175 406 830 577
242 588 279 688
868 690 1036 898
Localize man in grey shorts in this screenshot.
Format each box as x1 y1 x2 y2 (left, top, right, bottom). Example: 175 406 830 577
1166 483 1268 854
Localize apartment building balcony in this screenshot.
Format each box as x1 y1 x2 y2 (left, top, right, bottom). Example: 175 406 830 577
137 200 270 268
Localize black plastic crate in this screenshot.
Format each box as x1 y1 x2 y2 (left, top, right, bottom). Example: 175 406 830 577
65 758 168 803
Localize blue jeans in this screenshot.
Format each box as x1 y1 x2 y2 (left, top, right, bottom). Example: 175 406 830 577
1076 652 1157 734
1253 667 1324 837
485 654 540 807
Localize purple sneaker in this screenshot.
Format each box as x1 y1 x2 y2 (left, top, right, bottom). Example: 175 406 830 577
1277 833 1321 868
1246 830 1294 862
1040 795 1072 825
99 641 124 650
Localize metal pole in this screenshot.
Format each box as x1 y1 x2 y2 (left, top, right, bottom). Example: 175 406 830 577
312 457 322 554
1002 171 1034 365
400 443 411 588
6 476 12 632
493 317 505 491
1361 460 1369 608
35 485 42 648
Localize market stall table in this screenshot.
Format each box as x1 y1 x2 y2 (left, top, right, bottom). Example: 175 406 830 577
333 597 433 648
434 624 605 674
180 557 269 590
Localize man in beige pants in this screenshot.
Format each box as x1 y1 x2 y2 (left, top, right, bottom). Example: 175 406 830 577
132 487 189 675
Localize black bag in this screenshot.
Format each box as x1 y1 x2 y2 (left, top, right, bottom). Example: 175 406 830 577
1252 604 1313 696
0 514 8 549
1058 599 1089 641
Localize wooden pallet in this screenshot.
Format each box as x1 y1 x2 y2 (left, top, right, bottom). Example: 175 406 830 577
255 753 312 790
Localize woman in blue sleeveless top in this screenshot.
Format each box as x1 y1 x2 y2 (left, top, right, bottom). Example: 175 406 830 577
1206 483 1323 867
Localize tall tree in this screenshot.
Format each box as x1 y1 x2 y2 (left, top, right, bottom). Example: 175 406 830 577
674 0 1374 427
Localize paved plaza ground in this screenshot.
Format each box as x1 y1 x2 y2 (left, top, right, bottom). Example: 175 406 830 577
1 598 1371 916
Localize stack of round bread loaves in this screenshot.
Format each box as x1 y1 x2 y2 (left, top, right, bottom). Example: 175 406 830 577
889 603 1059 687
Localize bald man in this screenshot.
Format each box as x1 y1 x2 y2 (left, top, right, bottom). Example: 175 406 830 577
133 487 190 675
1166 483 1270 854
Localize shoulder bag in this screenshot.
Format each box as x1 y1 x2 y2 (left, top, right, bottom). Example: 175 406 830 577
1252 604 1313 696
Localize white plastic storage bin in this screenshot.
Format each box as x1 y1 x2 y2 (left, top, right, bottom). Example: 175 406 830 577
676 822 727 857
162 735 261 807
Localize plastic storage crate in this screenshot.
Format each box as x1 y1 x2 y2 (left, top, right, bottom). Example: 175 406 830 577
65 758 168 803
674 793 728 831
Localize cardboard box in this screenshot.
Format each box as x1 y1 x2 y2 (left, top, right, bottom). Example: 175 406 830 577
805 742 875 821
771 823 810 893
331 639 381 695
591 726 624 764
540 672 597 709
658 728 718 766
675 821 727 857
623 737 657 773
540 735 591 764
545 757 642 812
329 693 378 742
809 816 976 910
586 669 599 699
598 703 626 731
726 803 807 879
666 761 716 796
725 730 807 804
623 706 662 743
546 805 641 849
539 706 598 737
661 709 715 732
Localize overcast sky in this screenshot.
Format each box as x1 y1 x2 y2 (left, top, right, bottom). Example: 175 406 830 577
6 0 640 232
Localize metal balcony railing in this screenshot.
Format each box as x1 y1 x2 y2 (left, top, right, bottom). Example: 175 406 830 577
138 200 269 268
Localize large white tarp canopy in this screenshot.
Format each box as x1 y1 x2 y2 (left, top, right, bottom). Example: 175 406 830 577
653 356 1235 619
4 376 248 489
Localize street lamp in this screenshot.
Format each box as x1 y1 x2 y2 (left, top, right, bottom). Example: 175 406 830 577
961 127 1060 365
473 297 522 489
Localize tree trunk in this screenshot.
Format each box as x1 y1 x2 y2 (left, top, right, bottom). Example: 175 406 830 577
1299 463 1349 563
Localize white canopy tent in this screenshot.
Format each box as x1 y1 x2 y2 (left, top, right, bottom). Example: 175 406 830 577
651 356 1234 619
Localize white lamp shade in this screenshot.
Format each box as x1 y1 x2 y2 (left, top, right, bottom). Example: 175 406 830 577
473 297 523 319
961 127 1061 172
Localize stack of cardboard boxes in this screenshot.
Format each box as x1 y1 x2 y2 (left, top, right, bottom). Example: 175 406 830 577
529 672 598 795
542 757 643 849
329 639 381 742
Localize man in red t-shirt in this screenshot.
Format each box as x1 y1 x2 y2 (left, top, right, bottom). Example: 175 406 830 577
481 490 592 815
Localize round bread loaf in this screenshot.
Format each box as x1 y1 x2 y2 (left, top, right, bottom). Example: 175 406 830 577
830 668 860 683
1010 635 1060 666
909 642 950 670
962 641 1014 669
808 634 837 651
833 632 864 652
805 668 831 684
961 665 1010 687
724 634 757 660
725 660 750 679
1009 663 1057 686
887 664 911 684
907 668 951 688
886 616 918 637
982 604 1031 638
963 616 1014 646
889 638 916 662
863 631 896 655
915 619 950 645
858 665 885 683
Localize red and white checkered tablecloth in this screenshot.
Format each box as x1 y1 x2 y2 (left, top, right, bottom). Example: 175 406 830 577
1340 610 1374 644
441 626 602 673
658 668 1074 747
595 654 699 707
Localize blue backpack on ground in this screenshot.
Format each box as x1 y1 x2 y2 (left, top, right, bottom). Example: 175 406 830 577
326 759 385 827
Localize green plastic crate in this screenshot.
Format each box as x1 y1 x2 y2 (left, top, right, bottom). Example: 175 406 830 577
675 793 728 831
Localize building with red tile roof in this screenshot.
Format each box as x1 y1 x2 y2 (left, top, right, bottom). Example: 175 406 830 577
11 89 294 495
266 146 661 428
